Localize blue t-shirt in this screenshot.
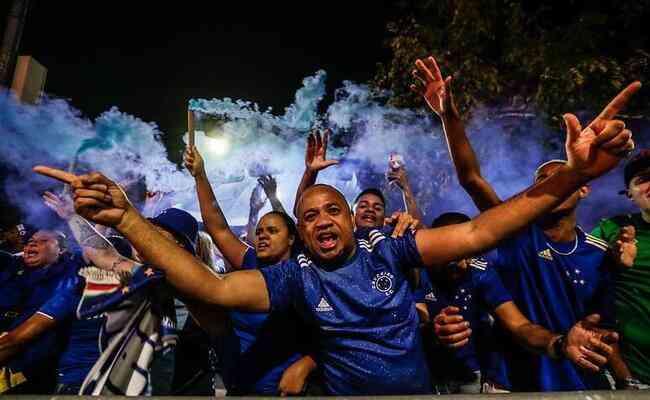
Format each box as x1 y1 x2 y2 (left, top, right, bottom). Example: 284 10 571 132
219 248 307 395
490 224 615 391
5 252 85 383
260 229 432 395
415 254 511 381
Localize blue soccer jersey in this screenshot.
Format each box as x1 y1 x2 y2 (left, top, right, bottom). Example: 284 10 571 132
5 252 85 389
415 254 512 382
260 229 431 395
490 224 614 391
218 248 307 395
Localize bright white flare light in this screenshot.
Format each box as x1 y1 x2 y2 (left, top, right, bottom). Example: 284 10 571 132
205 136 230 156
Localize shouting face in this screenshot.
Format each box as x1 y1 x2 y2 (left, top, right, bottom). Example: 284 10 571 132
297 185 356 265
22 230 62 268
254 213 294 264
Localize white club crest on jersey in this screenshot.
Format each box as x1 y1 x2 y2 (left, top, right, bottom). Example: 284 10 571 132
372 271 395 296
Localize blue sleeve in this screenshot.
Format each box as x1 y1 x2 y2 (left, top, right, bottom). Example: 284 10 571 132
386 230 425 269
474 267 512 310
240 247 258 270
258 260 302 313
38 272 83 321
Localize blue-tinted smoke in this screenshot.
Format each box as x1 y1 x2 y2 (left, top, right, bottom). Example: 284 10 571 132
1 71 644 230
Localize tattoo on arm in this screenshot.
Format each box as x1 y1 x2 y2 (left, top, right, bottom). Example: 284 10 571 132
110 258 135 286
69 215 114 250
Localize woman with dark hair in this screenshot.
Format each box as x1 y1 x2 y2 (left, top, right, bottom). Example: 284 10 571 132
183 145 315 396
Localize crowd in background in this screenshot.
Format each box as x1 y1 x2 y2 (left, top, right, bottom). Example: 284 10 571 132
0 55 648 396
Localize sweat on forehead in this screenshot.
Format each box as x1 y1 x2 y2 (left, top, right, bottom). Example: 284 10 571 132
296 184 350 216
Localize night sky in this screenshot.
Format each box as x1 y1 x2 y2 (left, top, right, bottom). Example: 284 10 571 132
5 1 402 161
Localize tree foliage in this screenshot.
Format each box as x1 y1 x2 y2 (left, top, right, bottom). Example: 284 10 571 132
374 0 650 123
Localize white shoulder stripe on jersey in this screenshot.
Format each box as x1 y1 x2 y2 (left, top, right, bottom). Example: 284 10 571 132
470 263 487 271
369 229 385 240
297 254 313 268
584 236 609 248
359 244 373 253
585 234 608 246
370 235 384 247
584 239 608 251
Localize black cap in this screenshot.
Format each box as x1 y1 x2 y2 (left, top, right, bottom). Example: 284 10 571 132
621 150 650 193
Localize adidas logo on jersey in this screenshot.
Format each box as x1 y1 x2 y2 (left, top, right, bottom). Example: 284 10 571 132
316 297 333 312
538 249 553 261
424 292 436 302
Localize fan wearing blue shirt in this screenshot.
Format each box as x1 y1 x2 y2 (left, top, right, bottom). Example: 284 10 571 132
418 212 619 394
34 54 637 395
183 145 318 396
0 230 84 394
430 54 639 391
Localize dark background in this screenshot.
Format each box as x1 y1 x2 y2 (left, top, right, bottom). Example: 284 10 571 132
1 1 402 160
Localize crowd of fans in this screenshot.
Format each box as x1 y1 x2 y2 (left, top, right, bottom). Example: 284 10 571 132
0 55 648 396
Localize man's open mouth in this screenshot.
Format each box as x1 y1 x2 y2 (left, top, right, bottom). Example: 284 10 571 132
317 231 338 250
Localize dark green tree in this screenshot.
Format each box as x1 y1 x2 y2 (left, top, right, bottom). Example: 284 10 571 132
375 0 650 123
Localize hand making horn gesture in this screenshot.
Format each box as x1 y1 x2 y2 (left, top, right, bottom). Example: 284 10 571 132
562 81 640 180
33 166 135 229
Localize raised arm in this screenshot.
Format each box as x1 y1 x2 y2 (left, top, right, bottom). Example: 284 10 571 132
386 164 424 224
34 167 271 313
243 184 267 246
43 191 130 276
259 175 288 215
293 129 338 216
411 56 500 211
411 58 640 268
183 145 248 268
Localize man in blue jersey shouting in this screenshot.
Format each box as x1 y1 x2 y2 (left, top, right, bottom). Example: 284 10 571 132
33 57 638 395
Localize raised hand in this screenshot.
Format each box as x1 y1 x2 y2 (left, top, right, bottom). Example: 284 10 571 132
183 145 206 178
386 165 408 191
410 56 459 119
249 183 267 213
43 191 75 220
563 314 619 372
611 225 637 269
433 306 472 348
384 211 419 238
564 82 641 180
34 166 134 228
305 129 338 173
258 175 278 199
